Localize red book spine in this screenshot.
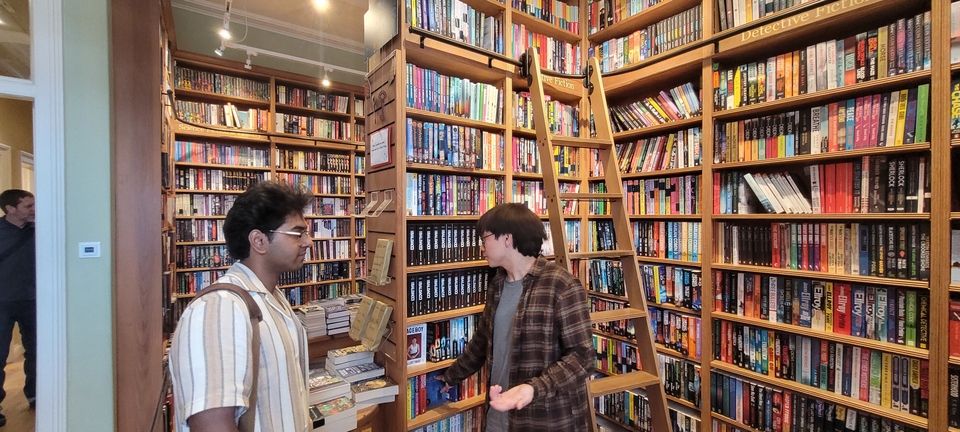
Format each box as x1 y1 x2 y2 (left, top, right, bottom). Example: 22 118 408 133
772 222 781 268
835 283 852 335
950 301 960 356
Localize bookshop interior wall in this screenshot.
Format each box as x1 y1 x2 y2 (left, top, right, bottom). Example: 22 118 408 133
143 0 960 430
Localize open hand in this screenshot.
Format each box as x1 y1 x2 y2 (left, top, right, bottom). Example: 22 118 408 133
488 384 534 412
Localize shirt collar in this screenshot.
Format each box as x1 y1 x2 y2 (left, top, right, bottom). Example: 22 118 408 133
0 217 31 230
231 262 273 295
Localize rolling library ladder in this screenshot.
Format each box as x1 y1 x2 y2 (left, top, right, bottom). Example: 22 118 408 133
519 47 671 432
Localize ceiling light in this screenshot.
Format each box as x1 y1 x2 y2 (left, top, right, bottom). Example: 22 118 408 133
244 51 254 70
321 69 331 87
218 22 232 40
313 0 329 11
214 43 225 56
0 18 4 25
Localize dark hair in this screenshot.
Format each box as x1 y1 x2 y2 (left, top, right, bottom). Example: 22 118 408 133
224 181 310 260
476 203 546 257
0 189 33 215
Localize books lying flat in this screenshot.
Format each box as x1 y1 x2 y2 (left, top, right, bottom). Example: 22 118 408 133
351 376 400 403
327 344 375 365
307 368 350 405
354 394 397 410
336 362 385 383
309 396 357 431
326 355 372 371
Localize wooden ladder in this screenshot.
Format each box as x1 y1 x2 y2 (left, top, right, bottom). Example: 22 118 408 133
519 47 671 432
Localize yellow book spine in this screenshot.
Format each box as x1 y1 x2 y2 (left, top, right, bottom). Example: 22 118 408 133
881 352 892 408
824 282 834 333
894 89 908 146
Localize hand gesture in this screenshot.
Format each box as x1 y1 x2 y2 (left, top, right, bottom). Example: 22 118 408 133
434 374 452 394
488 383 534 412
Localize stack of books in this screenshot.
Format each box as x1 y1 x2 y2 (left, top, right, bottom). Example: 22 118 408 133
307 368 350 405
325 345 385 385
309 396 357 431
295 304 327 338
351 376 400 410
323 304 352 336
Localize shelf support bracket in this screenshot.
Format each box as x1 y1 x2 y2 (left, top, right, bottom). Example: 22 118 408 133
354 190 380 217
369 189 394 218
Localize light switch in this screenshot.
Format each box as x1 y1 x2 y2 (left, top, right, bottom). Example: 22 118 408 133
79 242 101 258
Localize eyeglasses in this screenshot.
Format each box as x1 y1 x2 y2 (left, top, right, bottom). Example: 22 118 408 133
480 233 495 241
269 229 310 240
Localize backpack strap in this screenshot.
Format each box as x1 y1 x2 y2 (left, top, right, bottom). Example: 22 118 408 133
195 283 263 432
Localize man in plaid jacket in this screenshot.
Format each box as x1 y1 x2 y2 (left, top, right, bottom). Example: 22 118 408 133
441 203 595 431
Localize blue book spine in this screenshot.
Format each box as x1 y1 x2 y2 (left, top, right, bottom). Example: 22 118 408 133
851 285 866 337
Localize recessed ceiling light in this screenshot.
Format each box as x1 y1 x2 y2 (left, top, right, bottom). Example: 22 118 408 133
313 0 329 11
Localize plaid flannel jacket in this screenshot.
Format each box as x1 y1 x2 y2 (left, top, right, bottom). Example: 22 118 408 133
443 257 595 431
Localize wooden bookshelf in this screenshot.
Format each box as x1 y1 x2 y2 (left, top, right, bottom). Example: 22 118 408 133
711 263 930 290
712 142 931 170
587 0 701 43
164 53 368 326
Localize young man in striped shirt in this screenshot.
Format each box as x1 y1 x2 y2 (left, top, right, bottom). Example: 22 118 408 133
169 181 312 431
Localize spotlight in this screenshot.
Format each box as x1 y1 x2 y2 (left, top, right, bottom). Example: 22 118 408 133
313 0 329 11
214 43 225 56
244 52 253 70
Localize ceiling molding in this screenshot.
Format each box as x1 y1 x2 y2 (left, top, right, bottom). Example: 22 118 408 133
172 0 364 54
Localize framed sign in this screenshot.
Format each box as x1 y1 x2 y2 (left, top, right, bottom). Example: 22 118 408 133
369 126 392 168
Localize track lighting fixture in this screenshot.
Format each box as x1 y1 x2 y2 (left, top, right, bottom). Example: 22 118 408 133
244 51 256 70
218 0 233 40
214 42 225 56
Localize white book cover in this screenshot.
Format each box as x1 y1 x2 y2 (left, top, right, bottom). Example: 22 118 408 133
757 173 791 213
810 106 822 155
406 323 427 365
743 173 775 213
781 172 813 213
768 276 778 323
808 165 822 213
834 343 844 395
850 222 860 275
816 41 828 91
755 173 786 214
775 172 807 213
885 90 900 147
850 346 862 400
806 45 817 94
826 39 838 90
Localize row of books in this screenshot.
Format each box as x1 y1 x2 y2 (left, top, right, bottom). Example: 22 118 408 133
540 220 582 256
715 221 931 281
274 114 352 141
609 127 702 174
278 261 351 286
310 218 352 238
594 389 701 432
587 259 625 296
405 314 478 365
307 197 352 217
658 353 701 406
641 263 702 311
275 85 349 113
175 65 270 101
175 219 224 242
407 0 504 53
285 283 360 307
406 222 482 266
591 5 702 73
407 370 483 419
714 84 930 163
513 92 580 136
586 0 663 35
405 64 504 124
588 220 617 252
410 407 481 432
590 297 634 338
513 139 580 176
716 0 807 32
714 321 929 415
512 0 580 34
649 308 702 360
720 155 930 215
176 100 269 131
174 193 237 216
511 180 580 216
173 140 270 167
175 244 232 268
275 149 353 173
175 269 225 295
710 371 923 432
622 174 700 216
632 220 701 262
404 173 504 216
406 268 491 317
714 11 932 110
273 172 352 195
593 334 640 375
511 25 581 74
610 82 701 132
405 118 505 170
174 167 266 192
715 270 930 347
312 239 352 261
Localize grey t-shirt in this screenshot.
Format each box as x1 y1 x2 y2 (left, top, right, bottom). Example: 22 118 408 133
486 279 524 432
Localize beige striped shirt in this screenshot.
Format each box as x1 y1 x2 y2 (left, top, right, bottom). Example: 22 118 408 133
170 263 310 432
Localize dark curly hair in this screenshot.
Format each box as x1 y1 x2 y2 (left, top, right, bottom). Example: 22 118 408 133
476 203 546 257
224 181 310 260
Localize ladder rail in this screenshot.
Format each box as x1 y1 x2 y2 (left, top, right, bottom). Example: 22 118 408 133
523 48 672 432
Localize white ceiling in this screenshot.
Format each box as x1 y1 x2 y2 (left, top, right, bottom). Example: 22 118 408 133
0 0 30 79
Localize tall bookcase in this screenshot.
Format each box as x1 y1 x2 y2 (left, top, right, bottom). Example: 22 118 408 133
360 0 960 430
160 53 369 354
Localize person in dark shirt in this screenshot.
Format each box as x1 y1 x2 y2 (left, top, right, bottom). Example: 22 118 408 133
0 189 36 425
440 203 594 432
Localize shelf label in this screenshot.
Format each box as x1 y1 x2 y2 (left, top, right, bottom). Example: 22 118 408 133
370 126 393 168
722 0 877 51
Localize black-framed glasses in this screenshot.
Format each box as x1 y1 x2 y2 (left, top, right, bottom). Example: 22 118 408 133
270 229 310 240
480 233 495 242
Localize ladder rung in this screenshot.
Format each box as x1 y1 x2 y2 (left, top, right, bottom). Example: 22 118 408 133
549 136 611 149
569 250 634 259
558 193 622 201
590 307 647 323
589 371 661 397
